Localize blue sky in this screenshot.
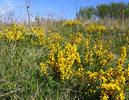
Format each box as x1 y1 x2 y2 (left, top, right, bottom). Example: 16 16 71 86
0 0 128 20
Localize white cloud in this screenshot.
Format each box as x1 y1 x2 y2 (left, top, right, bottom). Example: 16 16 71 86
0 5 14 16
0 0 15 15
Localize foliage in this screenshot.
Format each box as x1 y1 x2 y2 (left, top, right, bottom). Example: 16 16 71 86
77 2 129 19
0 20 129 99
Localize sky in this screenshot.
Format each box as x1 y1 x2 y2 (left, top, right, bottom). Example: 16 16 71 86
0 0 129 21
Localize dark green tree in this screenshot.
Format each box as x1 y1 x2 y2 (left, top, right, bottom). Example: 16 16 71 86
96 4 110 18
76 6 96 19
77 2 129 20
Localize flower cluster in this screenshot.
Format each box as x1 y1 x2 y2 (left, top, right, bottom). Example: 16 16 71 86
0 23 46 46
84 24 105 33
62 20 82 26
70 32 82 45
0 22 128 99
47 42 81 80
0 24 25 41
40 62 48 75
40 37 128 99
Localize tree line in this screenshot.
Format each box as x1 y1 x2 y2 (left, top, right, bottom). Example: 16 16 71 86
76 2 129 19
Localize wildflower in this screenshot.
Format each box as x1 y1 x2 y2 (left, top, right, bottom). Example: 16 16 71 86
40 62 48 75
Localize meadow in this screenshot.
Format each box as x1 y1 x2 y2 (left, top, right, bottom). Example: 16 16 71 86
0 19 129 100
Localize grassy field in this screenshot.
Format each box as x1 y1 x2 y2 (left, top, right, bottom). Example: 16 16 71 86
0 19 129 100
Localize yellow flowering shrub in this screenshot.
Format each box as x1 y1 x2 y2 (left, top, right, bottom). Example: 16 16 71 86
70 32 82 45
0 22 128 99
40 38 129 99
1 23 25 41
84 24 105 33
62 20 82 26
0 24 46 46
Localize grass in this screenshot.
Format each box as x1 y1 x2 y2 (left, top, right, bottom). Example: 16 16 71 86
0 19 129 100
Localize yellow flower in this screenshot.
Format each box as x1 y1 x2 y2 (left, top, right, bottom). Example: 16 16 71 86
62 20 81 26
102 94 109 100
40 62 48 75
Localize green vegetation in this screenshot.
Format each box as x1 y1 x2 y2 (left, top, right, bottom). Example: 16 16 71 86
77 2 129 19
0 2 129 100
